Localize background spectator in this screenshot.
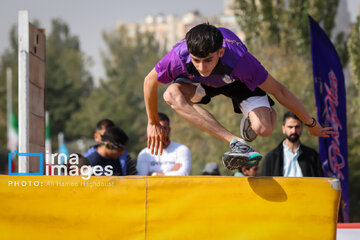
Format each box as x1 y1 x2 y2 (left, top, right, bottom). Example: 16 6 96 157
261 112 324 177
87 126 134 176
84 119 137 175
202 162 221 176
137 112 191 176
234 161 259 177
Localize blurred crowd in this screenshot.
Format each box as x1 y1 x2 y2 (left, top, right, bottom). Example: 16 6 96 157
56 111 323 178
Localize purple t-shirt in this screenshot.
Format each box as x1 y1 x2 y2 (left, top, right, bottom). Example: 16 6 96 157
155 28 268 91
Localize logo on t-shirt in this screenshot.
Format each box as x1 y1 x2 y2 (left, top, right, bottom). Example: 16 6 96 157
222 74 234 84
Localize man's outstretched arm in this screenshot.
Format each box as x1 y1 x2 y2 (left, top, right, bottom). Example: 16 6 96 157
259 74 332 137
144 68 166 155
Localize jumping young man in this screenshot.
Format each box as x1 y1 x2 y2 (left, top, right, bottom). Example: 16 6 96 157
144 23 332 170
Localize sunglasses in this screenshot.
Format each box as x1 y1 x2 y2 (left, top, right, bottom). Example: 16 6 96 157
101 141 125 150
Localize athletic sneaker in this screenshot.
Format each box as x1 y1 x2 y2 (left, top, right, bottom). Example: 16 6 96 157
240 115 257 142
222 139 262 170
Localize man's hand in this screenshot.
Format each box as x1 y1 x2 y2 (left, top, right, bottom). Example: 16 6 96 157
147 123 166 155
144 68 165 155
307 120 333 138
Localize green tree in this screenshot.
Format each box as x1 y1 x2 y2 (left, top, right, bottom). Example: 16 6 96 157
66 25 164 156
348 16 360 87
346 15 360 222
0 25 18 150
334 32 350 67
46 19 93 144
234 0 262 47
234 0 340 55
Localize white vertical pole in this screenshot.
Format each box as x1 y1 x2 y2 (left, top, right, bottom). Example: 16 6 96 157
6 67 12 146
18 10 29 173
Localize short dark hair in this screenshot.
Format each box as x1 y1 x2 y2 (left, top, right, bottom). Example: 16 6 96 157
101 126 128 147
185 23 223 58
238 160 259 173
239 165 252 173
96 119 114 131
158 112 170 124
282 112 302 125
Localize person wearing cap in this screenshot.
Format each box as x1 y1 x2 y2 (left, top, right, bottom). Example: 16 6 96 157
84 119 137 175
261 112 324 177
202 162 221 176
137 112 191 176
234 160 259 177
86 126 135 176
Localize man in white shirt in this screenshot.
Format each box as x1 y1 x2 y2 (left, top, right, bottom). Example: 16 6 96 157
261 112 323 177
137 113 191 176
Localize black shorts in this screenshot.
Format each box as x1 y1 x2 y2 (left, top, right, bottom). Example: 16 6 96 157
197 81 275 114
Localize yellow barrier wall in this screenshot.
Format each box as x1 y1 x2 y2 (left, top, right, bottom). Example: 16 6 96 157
0 176 340 240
